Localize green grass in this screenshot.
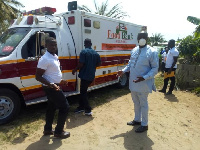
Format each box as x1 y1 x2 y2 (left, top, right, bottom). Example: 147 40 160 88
155 72 164 89
0 75 164 144
0 84 130 144
192 87 200 94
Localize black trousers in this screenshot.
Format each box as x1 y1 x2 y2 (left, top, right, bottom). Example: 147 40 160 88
161 62 165 72
163 68 176 92
79 79 93 112
43 86 69 134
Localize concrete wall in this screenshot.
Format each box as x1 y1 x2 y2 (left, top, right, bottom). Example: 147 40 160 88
176 64 200 88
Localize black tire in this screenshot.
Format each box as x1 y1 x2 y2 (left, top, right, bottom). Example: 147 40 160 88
117 72 128 88
0 88 21 125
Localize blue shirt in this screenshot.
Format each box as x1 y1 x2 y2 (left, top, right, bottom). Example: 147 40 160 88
78 48 101 81
122 45 159 93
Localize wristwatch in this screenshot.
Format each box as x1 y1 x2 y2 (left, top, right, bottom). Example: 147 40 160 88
49 83 54 88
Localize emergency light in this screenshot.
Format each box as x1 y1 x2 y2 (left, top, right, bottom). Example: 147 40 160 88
23 7 56 16
27 16 34 25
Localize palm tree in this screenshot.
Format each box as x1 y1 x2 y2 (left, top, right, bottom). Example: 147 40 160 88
187 16 200 38
78 0 128 19
149 33 164 46
0 0 24 34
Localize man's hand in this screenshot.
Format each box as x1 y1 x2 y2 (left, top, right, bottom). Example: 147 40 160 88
133 77 145 83
72 69 76 75
117 70 124 77
167 68 172 74
50 83 60 91
60 80 68 86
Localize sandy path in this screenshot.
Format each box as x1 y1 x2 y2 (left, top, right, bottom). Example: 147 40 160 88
1 90 200 150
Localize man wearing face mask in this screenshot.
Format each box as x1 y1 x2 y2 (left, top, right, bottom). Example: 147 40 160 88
117 31 159 133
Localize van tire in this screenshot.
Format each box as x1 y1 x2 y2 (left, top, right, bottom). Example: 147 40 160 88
0 88 21 125
117 73 128 88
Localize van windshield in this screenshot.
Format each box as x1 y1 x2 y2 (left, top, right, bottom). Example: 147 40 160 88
0 28 31 57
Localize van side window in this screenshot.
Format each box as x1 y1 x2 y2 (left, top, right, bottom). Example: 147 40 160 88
21 31 56 59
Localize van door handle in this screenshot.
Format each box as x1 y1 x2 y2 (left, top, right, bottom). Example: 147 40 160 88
25 57 38 61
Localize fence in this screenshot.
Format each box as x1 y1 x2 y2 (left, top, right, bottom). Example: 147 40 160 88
176 64 200 88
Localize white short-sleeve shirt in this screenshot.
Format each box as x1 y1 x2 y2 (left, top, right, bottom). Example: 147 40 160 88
37 51 62 84
161 52 167 63
165 47 179 68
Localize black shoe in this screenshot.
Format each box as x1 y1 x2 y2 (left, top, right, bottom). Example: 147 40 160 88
127 120 141 126
43 130 54 135
166 91 172 95
135 126 148 133
54 131 70 139
74 107 84 113
158 89 166 93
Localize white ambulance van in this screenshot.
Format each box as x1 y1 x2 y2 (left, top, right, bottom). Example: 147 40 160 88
0 2 146 124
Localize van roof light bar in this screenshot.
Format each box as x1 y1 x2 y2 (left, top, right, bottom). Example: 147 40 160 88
23 7 56 16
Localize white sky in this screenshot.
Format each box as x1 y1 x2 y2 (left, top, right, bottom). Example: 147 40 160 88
18 0 199 41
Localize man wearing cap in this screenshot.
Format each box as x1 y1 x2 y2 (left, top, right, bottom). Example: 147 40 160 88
117 32 159 133
72 38 101 116
159 39 179 95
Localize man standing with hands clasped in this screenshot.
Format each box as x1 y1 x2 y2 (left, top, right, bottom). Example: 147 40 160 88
36 37 70 139
117 31 159 133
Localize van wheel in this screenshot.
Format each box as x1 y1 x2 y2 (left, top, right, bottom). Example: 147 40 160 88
117 73 128 88
0 89 21 125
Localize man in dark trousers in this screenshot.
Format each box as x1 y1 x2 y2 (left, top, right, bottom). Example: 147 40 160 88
159 39 179 95
72 38 101 116
36 37 70 139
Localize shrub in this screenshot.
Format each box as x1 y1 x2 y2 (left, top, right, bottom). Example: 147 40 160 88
178 36 200 64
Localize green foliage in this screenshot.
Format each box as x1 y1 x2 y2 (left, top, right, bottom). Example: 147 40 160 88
0 0 24 34
149 33 165 46
0 21 9 35
187 16 200 38
78 0 128 19
178 36 200 64
192 87 200 94
187 16 200 25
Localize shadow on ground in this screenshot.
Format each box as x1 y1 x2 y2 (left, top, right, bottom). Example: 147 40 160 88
110 127 154 150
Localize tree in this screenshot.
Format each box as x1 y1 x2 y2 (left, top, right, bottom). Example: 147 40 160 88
178 35 200 64
149 33 164 46
78 0 128 19
0 0 24 34
187 16 200 38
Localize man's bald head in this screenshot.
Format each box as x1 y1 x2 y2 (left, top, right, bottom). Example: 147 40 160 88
168 39 175 49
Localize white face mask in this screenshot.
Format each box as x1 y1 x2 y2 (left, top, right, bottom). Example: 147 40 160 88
138 39 146 46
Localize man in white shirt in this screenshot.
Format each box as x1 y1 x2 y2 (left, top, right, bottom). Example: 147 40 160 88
36 37 70 139
159 39 179 95
117 32 159 133
161 46 169 73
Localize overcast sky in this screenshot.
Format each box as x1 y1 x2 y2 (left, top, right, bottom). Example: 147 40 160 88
18 0 199 41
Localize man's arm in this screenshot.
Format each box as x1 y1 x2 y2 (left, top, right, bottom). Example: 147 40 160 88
72 62 84 75
168 56 178 74
142 50 159 80
117 58 131 77
96 61 101 67
35 68 59 90
96 54 101 67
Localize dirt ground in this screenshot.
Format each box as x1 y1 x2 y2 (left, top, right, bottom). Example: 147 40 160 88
1 90 200 150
